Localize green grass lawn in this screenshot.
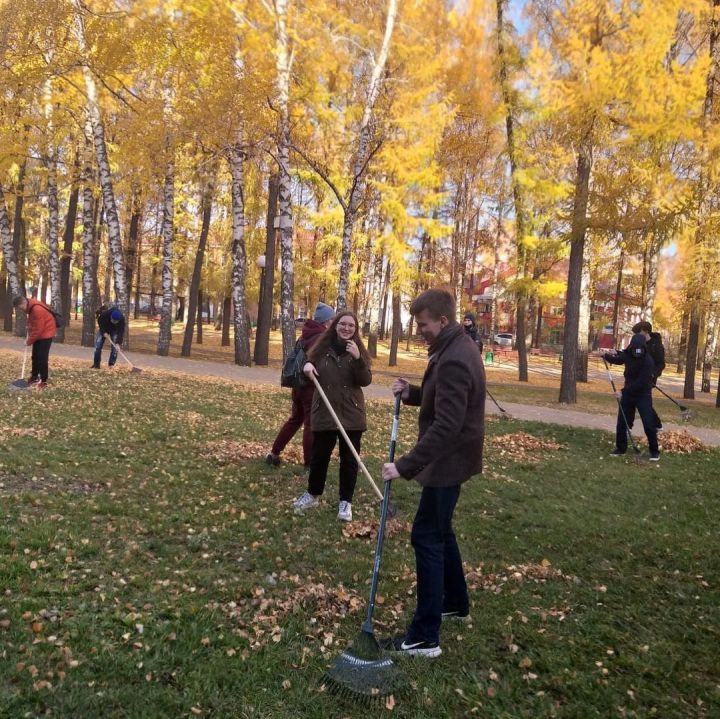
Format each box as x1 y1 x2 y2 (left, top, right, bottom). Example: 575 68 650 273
1 353 719 718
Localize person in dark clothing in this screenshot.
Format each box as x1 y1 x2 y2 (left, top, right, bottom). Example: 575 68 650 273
292 310 372 523
92 308 125 368
13 296 56 388
632 321 666 431
266 303 335 468
381 289 486 658
604 333 659 461
463 312 484 354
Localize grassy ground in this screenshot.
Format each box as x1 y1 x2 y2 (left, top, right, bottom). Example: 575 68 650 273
1 354 719 718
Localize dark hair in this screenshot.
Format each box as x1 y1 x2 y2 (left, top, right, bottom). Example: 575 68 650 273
632 321 652 334
308 310 371 366
409 288 456 321
12 295 26 307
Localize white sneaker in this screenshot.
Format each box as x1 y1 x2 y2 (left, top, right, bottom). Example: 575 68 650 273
293 492 319 511
337 501 352 522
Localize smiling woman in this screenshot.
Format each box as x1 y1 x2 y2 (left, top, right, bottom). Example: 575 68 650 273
292 310 373 523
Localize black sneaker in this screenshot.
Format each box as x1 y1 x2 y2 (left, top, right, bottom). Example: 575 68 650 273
441 609 471 623
380 635 441 658
265 453 281 467
610 448 626 456
91 364 100 369
649 452 660 462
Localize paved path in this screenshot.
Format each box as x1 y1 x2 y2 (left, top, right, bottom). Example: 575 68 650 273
2 335 719 447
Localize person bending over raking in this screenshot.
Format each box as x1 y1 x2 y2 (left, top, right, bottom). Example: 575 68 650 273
92 308 125 369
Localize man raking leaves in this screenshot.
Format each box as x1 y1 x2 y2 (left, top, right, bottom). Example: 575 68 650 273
381 288 486 658
12 295 58 389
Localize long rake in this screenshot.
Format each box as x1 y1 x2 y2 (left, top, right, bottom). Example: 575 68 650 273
486 387 510 420
9 339 30 389
104 334 142 374
604 359 644 464
323 393 405 702
653 384 692 422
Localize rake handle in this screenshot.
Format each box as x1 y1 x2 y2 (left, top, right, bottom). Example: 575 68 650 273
309 373 384 502
363 393 402 632
604 358 641 455
20 337 28 379
104 334 135 368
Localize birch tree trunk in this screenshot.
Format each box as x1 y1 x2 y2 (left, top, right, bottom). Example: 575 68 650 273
254 173 278 365
229 141 251 366
0 185 21 299
336 0 398 309
559 135 593 404
73 1 127 316
157 146 175 356
577 253 591 382
124 185 142 348
181 173 214 357
81 129 98 347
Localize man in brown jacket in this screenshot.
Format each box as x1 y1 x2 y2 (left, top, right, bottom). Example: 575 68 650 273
382 288 485 657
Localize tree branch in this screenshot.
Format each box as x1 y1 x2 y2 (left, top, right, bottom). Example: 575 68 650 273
290 144 348 212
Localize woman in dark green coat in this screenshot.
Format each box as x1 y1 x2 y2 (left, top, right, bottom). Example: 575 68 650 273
292 310 372 522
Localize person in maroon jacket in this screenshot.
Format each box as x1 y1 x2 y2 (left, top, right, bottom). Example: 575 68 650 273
265 303 335 469
381 288 485 658
13 295 57 389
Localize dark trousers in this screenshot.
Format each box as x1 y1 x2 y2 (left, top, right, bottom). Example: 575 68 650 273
31 338 52 382
616 390 659 454
271 386 315 465
94 331 119 367
308 430 362 503
408 485 469 644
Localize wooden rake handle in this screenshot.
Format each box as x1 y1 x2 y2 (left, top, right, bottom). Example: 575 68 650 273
309 372 384 502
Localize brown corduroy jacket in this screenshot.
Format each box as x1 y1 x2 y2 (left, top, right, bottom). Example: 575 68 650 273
395 324 485 487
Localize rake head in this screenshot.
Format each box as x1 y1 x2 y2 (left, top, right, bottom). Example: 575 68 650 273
323 630 404 704
130 367 142 374
680 409 692 423
9 378 29 390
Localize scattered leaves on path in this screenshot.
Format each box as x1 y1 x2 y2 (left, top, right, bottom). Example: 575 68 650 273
488 432 566 462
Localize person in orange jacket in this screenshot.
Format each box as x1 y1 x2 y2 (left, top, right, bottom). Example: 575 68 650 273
13 295 57 388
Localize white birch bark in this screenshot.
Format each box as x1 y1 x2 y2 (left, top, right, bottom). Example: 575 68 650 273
273 0 296 358
43 77 63 339
81 126 97 347
0 185 21 297
336 0 398 309
73 1 127 315
229 140 251 366
156 141 175 356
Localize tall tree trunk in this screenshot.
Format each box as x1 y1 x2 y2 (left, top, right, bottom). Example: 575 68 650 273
577 252 591 383
229 141 251 366
81 130 98 347
366 241 384 358
685 0 720 399
134 232 142 320
273 0 296 358
156 147 175 356
5 160 27 333
611 246 624 347
124 185 142 348
677 308 689 374
196 289 203 344
701 306 717 392
181 174 213 357
497 0 530 382
60 150 80 337
559 136 593 404
336 0 398 309
44 141 62 341
0 185 21 301
379 259 391 341
222 295 231 347
73 1 128 318
253 173 278 365
388 288 401 367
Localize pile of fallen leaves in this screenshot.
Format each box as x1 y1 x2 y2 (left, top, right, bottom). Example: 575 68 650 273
341 518 412 541
488 432 566 462
204 440 304 465
0 426 50 440
466 560 579 595
658 430 707 454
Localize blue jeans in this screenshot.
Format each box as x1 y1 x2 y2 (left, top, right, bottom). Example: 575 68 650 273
408 485 469 644
94 332 119 367
616 390 658 454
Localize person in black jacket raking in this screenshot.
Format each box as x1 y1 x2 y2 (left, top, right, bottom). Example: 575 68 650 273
381 289 486 658
632 321 665 431
604 333 660 461
92 307 125 368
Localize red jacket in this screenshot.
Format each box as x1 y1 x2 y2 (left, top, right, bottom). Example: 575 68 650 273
26 299 57 344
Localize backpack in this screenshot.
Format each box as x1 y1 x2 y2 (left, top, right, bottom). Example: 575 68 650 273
280 339 308 389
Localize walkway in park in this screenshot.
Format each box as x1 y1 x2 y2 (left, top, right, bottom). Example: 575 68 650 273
2 334 719 448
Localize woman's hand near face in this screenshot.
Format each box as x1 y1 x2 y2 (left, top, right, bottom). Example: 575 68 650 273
346 340 360 359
